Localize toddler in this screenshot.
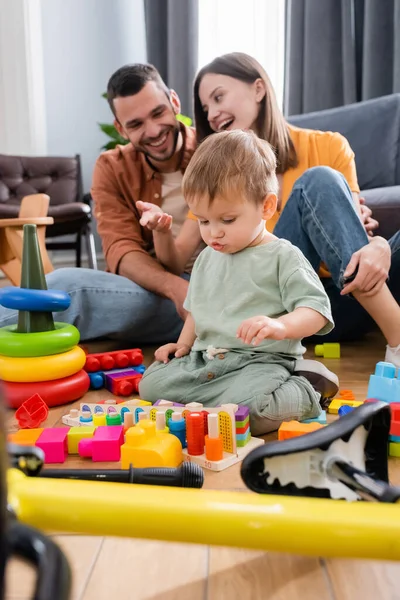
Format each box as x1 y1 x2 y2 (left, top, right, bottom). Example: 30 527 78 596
139 130 334 435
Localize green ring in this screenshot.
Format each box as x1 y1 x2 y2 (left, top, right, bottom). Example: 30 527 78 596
0 323 80 357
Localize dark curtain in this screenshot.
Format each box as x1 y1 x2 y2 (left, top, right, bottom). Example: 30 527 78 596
144 0 198 119
284 0 400 115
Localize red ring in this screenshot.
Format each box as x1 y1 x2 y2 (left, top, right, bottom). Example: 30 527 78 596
3 369 90 409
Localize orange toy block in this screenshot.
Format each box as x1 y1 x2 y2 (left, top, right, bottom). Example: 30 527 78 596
278 421 325 441
339 390 356 401
8 428 44 446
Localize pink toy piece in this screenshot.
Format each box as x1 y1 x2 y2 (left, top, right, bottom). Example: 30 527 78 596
36 427 68 464
78 425 124 461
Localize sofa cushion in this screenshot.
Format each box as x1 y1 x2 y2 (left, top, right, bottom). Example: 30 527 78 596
361 186 400 239
289 94 400 190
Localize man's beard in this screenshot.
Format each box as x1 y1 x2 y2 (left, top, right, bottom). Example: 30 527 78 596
137 124 180 163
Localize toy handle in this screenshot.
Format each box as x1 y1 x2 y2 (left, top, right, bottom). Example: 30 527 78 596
130 463 204 488
330 461 400 503
41 462 204 489
6 520 71 600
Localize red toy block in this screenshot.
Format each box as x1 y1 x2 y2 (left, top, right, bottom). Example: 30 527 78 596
15 394 48 428
78 425 124 461
84 349 143 373
36 428 68 463
104 371 142 396
236 422 250 435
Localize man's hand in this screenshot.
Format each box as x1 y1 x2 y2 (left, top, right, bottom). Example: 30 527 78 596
237 316 287 346
154 342 191 363
341 236 391 297
359 197 379 237
165 276 189 321
137 201 172 233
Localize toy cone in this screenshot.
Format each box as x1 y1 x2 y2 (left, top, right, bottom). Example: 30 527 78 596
17 224 54 334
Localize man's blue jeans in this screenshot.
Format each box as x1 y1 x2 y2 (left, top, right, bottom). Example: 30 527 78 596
274 167 400 341
0 166 398 342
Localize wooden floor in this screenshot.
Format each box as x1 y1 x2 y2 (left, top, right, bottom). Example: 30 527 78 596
5 333 400 600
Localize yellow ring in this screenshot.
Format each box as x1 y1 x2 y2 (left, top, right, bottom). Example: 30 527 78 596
0 346 86 382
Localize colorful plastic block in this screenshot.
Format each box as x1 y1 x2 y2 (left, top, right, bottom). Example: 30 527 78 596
36 427 68 463
153 399 185 407
121 419 182 468
104 370 142 396
314 343 340 359
278 421 325 441
303 410 327 424
88 372 105 390
236 430 251 447
389 442 400 457
67 426 96 454
78 425 124 462
327 399 363 414
8 428 44 446
338 405 354 417
339 389 356 401
367 362 400 404
15 394 48 428
236 422 250 435
235 406 250 421
84 349 143 373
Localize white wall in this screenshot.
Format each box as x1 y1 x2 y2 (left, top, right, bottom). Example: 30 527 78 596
40 0 147 191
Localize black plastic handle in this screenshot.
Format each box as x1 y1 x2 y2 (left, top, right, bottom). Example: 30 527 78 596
6 521 71 600
41 462 204 488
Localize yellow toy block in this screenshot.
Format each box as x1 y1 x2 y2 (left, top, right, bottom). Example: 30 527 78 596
8 428 44 446
278 421 325 441
67 426 96 454
314 343 341 358
120 419 182 469
389 442 400 458
328 399 363 415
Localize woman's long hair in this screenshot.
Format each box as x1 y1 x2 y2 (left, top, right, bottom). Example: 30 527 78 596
193 52 298 174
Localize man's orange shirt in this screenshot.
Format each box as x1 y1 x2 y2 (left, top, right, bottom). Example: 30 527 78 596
188 124 360 277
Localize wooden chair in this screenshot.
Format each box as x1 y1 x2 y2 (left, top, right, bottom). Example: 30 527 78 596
0 194 54 285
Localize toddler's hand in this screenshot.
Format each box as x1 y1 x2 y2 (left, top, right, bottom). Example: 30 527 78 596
137 201 172 233
154 342 191 363
237 316 286 346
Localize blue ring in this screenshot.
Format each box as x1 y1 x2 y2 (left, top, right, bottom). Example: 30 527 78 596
0 287 70 312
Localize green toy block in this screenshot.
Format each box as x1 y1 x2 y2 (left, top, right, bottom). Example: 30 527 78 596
389 442 400 458
314 343 341 359
17 224 55 334
237 430 251 447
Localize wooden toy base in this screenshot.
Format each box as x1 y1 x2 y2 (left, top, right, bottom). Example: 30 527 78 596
182 436 264 471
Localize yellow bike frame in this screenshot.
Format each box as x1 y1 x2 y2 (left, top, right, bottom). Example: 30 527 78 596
8 468 400 561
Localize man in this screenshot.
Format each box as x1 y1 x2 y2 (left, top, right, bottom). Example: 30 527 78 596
0 64 200 344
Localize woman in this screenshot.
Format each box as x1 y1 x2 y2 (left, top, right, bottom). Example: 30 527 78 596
144 52 400 368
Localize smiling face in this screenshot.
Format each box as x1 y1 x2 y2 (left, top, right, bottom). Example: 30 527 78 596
198 73 264 134
113 81 181 164
188 194 275 254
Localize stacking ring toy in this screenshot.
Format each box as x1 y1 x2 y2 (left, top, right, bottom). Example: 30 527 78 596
4 370 90 409
0 323 79 357
0 287 70 312
0 346 86 382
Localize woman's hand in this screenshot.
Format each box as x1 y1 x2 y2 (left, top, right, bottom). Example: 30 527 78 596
137 201 172 233
359 197 379 237
341 236 391 297
237 316 287 346
154 342 191 363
